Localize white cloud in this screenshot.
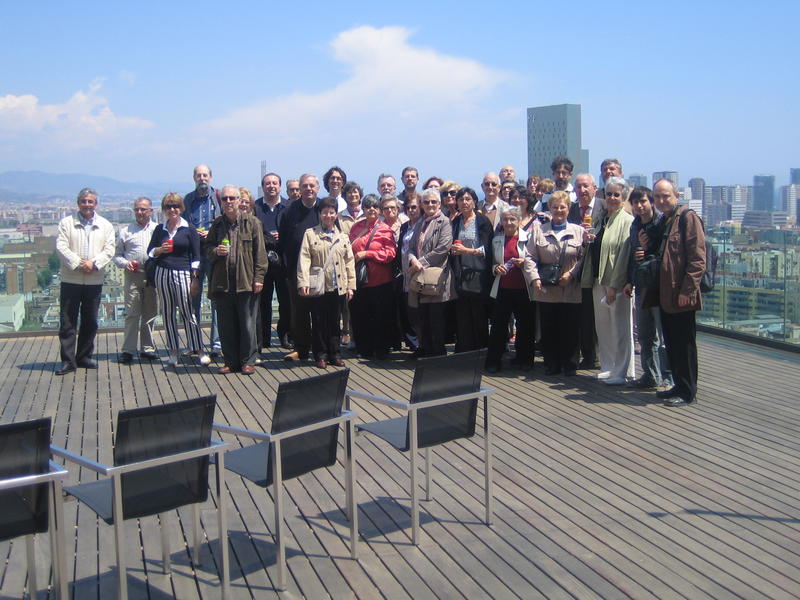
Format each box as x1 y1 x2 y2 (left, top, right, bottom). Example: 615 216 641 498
201 25 510 145
0 79 152 149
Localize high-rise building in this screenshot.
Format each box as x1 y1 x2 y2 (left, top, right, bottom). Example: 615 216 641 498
652 171 679 189
780 184 799 218
627 174 647 188
790 168 800 185
526 104 589 179
688 178 705 201
752 175 775 212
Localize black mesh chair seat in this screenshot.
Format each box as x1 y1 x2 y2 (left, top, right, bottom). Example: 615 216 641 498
52 396 229 600
214 369 358 591
349 349 494 545
0 417 68 599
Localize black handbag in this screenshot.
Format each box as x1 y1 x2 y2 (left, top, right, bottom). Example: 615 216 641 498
354 223 378 288
539 237 567 286
634 255 661 288
144 257 158 287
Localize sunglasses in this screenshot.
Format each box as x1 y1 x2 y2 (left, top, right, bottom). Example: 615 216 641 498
220 195 240 201
164 204 181 210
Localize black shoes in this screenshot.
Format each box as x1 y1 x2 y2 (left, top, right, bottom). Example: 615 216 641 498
55 362 76 376
656 387 678 399
628 377 657 389
544 366 561 376
578 359 597 370
77 359 98 369
119 353 133 364
139 351 159 360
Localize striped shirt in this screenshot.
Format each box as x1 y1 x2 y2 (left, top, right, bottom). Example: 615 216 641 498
114 220 158 268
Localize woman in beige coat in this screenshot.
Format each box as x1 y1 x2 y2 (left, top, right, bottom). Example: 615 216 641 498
297 198 356 368
528 191 586 376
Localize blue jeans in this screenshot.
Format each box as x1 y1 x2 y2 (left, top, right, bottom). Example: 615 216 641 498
636 290 672 385
191 259 220 350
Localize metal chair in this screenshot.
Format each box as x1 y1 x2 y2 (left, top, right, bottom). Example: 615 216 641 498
51 396 229 600
214 369 357 591
0 417 68 599
348 348 494 544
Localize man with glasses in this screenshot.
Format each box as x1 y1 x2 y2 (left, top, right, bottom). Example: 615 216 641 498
182 164 221 355
279 173 321 361
499 165 517 183
479 172 509 229
55 188 116 375
377 173 397 197
114 197 159 364
550 156 577 203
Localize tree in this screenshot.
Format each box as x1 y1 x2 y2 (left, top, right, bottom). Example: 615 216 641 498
37 268 53 290
48 251 60 272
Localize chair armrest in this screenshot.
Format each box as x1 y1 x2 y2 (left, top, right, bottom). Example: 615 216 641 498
346 389 410 410
50 445 112 475
213 422 272 441
0 465 69 491
107 440 230 475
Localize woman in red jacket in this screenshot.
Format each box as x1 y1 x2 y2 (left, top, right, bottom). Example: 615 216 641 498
349 194 397 359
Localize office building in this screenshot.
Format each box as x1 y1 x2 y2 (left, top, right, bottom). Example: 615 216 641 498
627 174 647 188
652 171 679 189
791 168 800 185
526 104 589 178
753 175 775 212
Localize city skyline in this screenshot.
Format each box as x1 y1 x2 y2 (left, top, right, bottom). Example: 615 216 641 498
2 1 799 189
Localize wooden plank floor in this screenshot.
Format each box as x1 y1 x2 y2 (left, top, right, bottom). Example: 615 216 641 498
0 330 798 600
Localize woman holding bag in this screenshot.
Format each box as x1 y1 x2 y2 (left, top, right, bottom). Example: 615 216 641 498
407 187 454 357
297 198 356 368
349 194 396 359
528 191 586 376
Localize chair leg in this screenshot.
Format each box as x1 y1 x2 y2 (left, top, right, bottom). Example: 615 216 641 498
192 503 202 568
409 410 419 545
112 475 128 600
216 450 230 599
345 419 358 559
424 448 432 501
484 392 494 526
51 478 68 600
159 513 171 574
272 441 287 590
25 535 37 600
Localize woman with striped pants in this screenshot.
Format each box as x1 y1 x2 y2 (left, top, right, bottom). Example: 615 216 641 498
148 192 211 367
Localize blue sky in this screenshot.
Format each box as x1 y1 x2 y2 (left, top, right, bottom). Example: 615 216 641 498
2 0 798 193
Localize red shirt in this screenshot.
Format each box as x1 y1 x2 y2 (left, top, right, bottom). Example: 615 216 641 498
500 235 524 290
349 220 397 287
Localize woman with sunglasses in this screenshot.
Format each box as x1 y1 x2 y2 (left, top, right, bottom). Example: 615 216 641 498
147 192 210 367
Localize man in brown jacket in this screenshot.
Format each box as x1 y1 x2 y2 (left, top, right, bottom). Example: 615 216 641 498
652 179 706 407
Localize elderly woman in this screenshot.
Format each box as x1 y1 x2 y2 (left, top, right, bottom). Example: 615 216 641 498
238 187 254 214
439 181 461 220
298 197 356 368
337 181 364 346
380 195 405 242
148 192 210 367
349 194 397 359
407 187 453 357
528 191 585 376
451 187 493 352
397 195 423 351
206 185 267 374
486 209 535 372
508 185 539 231
580 176 635 385
622 186 673 389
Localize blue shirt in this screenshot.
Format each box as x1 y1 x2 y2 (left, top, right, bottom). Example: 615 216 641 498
182 187 218 230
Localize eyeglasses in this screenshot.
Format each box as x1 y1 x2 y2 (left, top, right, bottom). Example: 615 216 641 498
406 205 419 210
134 208 152 212
164 204 181 210
421 200 439 205
220 195 240 201
382 206 398 211
605 192 623 198
482 181 498 187
443 190 457 196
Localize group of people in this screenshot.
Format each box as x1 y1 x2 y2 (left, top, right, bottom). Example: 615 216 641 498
55 157 706 407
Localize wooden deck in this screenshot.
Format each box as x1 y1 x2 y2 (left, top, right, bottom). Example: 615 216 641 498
1 330 798 599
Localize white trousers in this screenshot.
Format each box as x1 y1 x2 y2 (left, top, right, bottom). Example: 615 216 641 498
592 280 635 380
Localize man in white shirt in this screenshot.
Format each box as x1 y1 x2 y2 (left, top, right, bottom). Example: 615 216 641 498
478 172 509 229
550 156 577 203
114 197 159 364
55 188 116 375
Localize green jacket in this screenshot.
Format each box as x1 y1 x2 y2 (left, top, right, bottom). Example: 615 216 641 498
206 213 268 298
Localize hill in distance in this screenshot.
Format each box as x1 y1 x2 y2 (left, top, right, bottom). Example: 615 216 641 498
0 170 185 201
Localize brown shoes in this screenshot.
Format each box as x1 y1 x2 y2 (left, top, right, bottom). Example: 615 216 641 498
218 366 233 375
241 365 255 375
331 358 346 367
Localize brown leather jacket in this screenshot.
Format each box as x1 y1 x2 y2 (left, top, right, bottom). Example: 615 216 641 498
659 206 706 313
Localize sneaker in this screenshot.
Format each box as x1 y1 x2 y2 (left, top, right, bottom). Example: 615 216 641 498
199 354 211 366
596 371 611 380
604 376 626 386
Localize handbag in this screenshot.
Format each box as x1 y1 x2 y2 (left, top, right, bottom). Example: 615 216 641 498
634 255 661 288
539 237 567 286
308 238 340 297
144 257 158 287
355 223 378 288
409 266 446 296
